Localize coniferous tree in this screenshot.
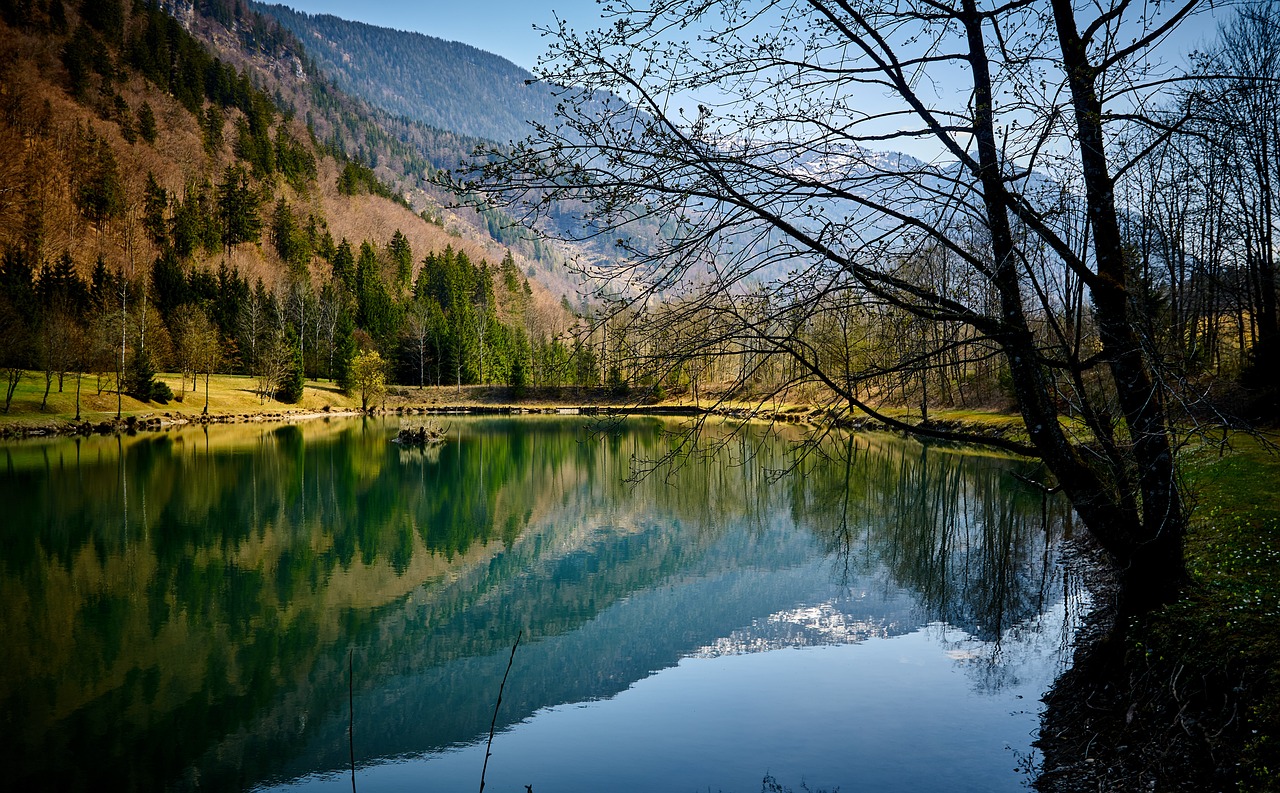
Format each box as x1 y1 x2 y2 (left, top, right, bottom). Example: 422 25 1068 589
79 0 124 43
205 264 244 371
356 240 399 346
203 105 224 154
151 249 187 323
142 173 168 248
171 180 222 258
63 25 110 101
216 165 262 254
137 101 157 144
89 255 113 311
271 198 310 275
277 327 305 403
333 308 356 393
125 347 157 401
387 229 412 293
509 326 532 393
332 238 355 294
73 128 124 225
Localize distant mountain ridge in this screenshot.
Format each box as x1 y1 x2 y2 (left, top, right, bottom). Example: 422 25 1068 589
253 2 561 144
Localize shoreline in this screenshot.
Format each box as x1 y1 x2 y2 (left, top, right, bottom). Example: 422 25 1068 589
0 378 1030 444
2 390 1271 789
0 403 710 439
0 400 1030 447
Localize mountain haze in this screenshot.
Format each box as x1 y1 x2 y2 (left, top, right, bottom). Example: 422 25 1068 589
253 2 562 144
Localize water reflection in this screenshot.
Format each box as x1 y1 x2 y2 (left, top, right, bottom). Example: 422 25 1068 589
0 417 1076 791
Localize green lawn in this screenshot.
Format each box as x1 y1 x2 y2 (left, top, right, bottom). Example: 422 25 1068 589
1105 432 1280 790
1172 434 1280 787
0 371 358 424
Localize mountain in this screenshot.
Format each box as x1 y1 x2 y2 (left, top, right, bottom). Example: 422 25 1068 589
252 2 562 145
0 0 596 409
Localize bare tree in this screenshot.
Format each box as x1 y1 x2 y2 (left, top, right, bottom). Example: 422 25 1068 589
0 296 27 414
194 311 223 414
238 284 269 375
462 0 1211 609
404 299 432 388
285 278 310 373
37 303 75 411
316 281 341 381
1187 2 1280 402
171 305 204 393
89 307 119 397
255 328 291 404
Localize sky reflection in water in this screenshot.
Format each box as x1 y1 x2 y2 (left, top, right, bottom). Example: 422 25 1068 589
0 416 1084 792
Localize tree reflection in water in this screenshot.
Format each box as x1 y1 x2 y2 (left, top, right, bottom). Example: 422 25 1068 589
0 416 1080 791
784 433 1075 639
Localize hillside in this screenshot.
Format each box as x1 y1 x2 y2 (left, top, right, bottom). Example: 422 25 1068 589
0 0 602 420
252 2 562 145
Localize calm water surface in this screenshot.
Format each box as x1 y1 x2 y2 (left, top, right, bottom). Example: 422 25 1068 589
0 416 1084 792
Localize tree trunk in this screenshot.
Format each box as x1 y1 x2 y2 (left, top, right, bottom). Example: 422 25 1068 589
1051 0 1187 608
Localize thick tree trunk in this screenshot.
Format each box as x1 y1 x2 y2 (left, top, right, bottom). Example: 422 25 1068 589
1051 0 1187 609
959 0 1187 611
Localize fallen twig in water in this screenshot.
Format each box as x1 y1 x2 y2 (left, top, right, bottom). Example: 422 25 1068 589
349 649 356 793
479 630 522 793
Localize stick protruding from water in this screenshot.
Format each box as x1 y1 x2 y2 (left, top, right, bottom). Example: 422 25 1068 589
479 630 522 793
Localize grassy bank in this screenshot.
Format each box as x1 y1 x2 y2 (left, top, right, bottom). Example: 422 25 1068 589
1038 432 1280 792
1165 434 1280 787
0 370 1032 435
0 372 359 425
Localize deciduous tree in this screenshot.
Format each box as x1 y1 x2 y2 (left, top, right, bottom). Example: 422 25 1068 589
351 349 386 411
463 0 1210 609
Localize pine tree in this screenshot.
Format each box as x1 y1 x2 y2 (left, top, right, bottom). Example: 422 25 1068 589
143 172 168 248
79 0 124 43
151 249 187 323
334 309 356 393
387 229 412 293
216 165 262 253
332 238 355 294
73 128 124 225
277 327 305 403
137 101 157 144
125 348 157 401
271 197 309 274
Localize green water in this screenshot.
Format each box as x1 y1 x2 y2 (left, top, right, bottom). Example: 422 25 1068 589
0 416 1081 792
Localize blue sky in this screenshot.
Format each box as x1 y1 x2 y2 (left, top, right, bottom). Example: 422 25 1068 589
273 0 1222 162
274 1 1220 68
270 1 606 71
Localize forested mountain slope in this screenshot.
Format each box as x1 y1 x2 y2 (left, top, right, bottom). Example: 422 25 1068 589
252 2 561 144
0 0 598 417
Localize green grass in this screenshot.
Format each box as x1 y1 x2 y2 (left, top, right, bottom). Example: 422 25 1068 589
0 371 359 425
0 372 648 427
1136 434 1280 789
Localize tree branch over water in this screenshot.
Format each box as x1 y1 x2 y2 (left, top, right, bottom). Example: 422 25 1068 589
452 0 1237 612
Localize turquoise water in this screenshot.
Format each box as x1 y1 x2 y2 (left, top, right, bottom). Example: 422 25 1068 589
0 416 1082 791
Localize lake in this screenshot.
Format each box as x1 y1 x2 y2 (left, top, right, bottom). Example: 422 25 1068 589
0 415 1084 792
